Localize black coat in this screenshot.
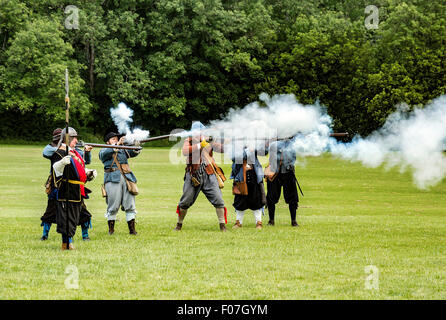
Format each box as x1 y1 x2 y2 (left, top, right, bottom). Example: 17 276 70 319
51 149 82 202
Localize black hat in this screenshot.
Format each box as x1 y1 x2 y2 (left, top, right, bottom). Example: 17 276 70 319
104 132 121 143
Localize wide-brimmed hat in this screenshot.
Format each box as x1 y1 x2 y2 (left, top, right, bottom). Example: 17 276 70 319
104 132 123 143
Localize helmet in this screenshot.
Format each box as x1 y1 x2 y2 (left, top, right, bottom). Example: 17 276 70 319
61 127 78 137
56 127 79 147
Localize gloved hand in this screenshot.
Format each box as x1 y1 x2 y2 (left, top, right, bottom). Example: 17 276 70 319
61 155 71 166
53 155 71 177
200 140 210 149
86 169 97 181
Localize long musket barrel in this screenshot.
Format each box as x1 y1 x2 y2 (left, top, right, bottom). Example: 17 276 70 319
329 132 349 137
137 132 349 144
75 141 142 151
138 134 178 143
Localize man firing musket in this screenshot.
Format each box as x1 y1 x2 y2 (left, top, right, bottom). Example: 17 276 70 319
99 132 142 235
174 121 228 232
264 138 303 227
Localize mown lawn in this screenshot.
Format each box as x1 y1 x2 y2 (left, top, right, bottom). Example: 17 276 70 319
0 145 444 299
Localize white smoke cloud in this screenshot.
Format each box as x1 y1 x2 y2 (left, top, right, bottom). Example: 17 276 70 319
194 93 446 189
208 93 330 140
190 93 335 162
330 95 446 189
109 102 150 144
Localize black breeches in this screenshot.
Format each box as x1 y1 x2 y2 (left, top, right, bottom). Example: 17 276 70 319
266 171 299 205
233 170 266 211
266 172 299 221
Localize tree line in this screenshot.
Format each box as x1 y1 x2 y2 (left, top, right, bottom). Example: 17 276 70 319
0 0 444 142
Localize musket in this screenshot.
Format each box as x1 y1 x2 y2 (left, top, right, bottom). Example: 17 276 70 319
233 132 349 141
133 132 349 145
329 132 349 137
76 141 142 151
138 134 177 143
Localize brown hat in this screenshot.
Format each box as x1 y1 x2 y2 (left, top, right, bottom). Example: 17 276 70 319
52 128 63 142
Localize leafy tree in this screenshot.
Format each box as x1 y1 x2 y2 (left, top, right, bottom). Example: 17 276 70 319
0 18 91 122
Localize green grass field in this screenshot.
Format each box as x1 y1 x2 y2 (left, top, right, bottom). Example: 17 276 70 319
0 145 444 300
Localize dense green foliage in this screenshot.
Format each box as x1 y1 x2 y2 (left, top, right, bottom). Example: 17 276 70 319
0 0 445 141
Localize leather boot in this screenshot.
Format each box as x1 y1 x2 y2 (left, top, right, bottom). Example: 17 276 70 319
128 219 137 235
291 220 299 227
61 243 68 251
219 223 227 232
174 222 182 231
108 220 115 235
233 220 242 229
255 221 263 229
267 220 275 226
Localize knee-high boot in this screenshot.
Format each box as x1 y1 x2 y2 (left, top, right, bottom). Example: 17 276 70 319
289 202 298 226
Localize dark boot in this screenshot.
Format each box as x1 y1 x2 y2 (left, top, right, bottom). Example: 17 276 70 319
289 202 298 226
108 220 115 235
267 202 275 224
219 223 227 232
128 219 137 235
174 223 182 231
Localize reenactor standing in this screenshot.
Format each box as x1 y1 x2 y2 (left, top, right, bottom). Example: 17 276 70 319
175 122 228 231
99 132 141 235
51 127 95 250
230 143 267 229
41 128 94 241
265 139 302 227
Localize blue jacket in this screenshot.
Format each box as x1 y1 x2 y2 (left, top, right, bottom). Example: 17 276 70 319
99 148 139 183
43 144 91 165
230 148 264 184
268 140 296 173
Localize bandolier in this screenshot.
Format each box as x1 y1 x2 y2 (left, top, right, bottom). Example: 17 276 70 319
99 132 141 235
175 121 227 231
